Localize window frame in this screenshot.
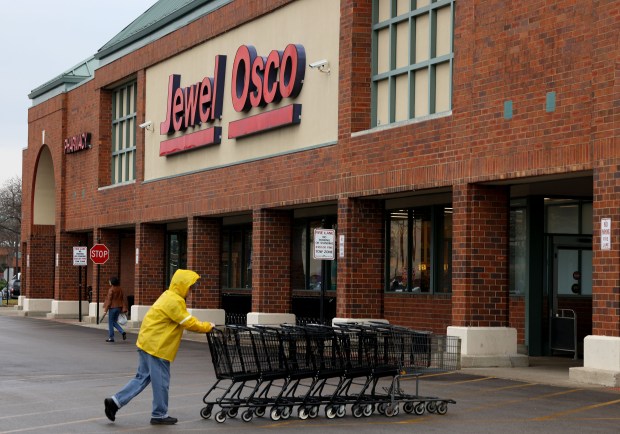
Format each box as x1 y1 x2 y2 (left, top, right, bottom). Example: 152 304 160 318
371 0 455 127
111 81 137 184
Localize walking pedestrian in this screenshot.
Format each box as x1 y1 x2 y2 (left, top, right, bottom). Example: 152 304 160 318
104 269 214 425
103 277 128 342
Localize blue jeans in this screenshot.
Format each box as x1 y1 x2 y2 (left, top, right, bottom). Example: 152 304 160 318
107 307 125 339
112 349 171 418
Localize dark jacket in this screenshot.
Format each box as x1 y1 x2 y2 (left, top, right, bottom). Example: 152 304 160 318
103 285 128 313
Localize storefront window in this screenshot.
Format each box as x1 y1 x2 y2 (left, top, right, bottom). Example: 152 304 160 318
221 226 252 289
386 206 451 293
510 206 528 295
292 218 337 291
166 231 187 286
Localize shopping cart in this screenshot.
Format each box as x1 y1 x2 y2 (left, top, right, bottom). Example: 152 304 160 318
200 322 460 422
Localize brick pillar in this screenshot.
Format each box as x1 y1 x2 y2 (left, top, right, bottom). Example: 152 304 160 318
55 232 88 301
252 209 292 313
135 223 166 305
451 183 510 327
592 164 620 337
336 198 384 319
26 225 55 299
187 217 221 309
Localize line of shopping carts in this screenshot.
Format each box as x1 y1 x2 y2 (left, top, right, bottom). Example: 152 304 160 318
200 322 461 423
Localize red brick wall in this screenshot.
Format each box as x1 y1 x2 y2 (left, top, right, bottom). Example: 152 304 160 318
452 184 509 327
135 223 166 305
21 0 620 336
187 217 221 309
26 225 55 299
252 209 292 313
337 198 384 318
385 294 452 335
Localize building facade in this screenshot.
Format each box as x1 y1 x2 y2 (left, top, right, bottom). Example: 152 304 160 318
22 0 620 385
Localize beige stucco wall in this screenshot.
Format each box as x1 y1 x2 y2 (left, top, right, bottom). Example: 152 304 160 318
144 0 340 181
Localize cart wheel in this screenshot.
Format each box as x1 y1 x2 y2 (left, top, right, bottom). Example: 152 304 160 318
377 403 388 415
363 404 374 417
255 407 266 417
414 402 425 415
242 410 253 422
336 405 346 418
325 405 337 419
385 405 395 417
309 406 319 418
403 402 414 414
426 401 437 414
298 406 309 420
352 405 363 418
436 401 448 415
281 406 291 420
270 408 281 421
200 406 212 419
215 411 226 423
227 407 238 418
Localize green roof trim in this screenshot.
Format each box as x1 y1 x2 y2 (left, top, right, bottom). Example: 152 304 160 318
95 0 229 60
28 57 97 100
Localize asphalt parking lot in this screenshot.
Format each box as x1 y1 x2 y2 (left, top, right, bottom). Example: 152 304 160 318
1 311 620 433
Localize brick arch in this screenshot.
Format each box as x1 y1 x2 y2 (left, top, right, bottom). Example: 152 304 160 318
32 145 56 226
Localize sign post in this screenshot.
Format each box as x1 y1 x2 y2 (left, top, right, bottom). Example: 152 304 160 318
314 228 335 323
90 243 110 324
73 246 88 322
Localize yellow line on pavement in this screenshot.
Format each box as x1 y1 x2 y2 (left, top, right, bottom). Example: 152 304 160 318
531 397 620 421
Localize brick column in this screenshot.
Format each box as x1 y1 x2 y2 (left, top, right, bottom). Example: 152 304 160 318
336 197 384 319
135 223 166 306
187 217 221 309
55 232 88 301
451 183 510 326
25 225 55 299
251 209 292 313
592 165 620 337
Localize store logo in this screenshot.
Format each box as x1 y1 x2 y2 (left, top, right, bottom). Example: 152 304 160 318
159 44 306 157
64 132 91 154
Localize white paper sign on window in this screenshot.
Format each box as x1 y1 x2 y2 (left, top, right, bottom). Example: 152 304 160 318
601 218 611 251
313 229 335 260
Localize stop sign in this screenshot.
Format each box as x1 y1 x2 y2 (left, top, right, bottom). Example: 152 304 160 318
90 244 110 265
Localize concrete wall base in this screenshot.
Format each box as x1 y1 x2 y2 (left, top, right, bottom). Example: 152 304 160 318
247 312 295 326
461 354 529 368
447 326 527 368
568 335 620 387
332 318 389 326
188 308 225 325
46 300 89 319
20 298 53 317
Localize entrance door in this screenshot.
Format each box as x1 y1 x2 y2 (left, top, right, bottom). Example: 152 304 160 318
547 235 592 357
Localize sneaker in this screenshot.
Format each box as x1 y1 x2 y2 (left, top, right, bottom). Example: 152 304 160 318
150 416 178 425
122 332 127 341
105 338 114 343
104 398 119 422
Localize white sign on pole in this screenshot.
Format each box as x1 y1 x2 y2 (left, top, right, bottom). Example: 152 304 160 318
73 246 88 266
601 218 611 251
313 229 336 260
339 234 345 258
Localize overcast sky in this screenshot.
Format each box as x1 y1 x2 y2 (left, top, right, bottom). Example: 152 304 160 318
0 0 157 187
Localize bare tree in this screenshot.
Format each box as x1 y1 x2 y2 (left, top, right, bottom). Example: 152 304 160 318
0 176 21 277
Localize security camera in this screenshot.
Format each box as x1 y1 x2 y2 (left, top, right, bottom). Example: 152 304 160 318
138 121 153 130
309 59 329 69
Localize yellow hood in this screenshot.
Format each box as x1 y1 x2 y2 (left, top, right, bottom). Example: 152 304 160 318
169 269 199 299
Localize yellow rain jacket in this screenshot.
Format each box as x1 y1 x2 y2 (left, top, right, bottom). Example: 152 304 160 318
137 269 213 362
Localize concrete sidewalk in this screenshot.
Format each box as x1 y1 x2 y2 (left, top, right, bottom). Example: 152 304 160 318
0 304 609 392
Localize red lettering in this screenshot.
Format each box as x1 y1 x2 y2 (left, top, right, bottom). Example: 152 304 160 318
263 50 282 104
250 56 265 107
183 84 200 129
198 77 213 124
172 87 184 131
160 75 181 134
231 44 305 113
